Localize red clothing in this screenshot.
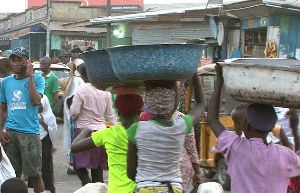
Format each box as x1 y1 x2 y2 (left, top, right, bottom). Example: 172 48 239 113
288 176 300 193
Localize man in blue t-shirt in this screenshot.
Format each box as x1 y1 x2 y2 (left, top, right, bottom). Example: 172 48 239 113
0 47 46 193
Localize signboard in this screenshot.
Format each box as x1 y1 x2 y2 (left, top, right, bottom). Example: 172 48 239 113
27 0 144 12
51 34 61 50
111 5 143 12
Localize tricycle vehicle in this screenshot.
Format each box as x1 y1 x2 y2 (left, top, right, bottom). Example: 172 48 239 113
197 63 239 191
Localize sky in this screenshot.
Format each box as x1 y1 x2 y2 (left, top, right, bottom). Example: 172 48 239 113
0 0 27 13
0 0 216 13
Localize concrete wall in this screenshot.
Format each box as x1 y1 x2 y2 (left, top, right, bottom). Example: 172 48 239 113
51 2 107 22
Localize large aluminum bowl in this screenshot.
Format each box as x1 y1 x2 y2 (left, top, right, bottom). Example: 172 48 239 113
82 44 204 87
219 58 300 108
81 49 122 87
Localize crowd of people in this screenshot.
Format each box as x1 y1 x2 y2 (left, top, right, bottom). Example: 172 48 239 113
0 47 299 193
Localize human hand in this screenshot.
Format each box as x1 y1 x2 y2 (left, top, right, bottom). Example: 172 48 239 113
286 108 295 116
25 60 34 77
192 173 201 187
39 114 44 123
0 146 2 160
290 110 299 134
0 130 10 145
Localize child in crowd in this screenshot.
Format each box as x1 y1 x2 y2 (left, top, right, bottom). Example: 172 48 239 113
127 73 206 193
1 177 28 193
230 103 248 137
140 109 201 193
71 88 144 193
207 64 300 193
232 103 292 148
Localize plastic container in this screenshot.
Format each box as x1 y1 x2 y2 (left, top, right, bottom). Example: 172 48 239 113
218 58 300 108
82 44 204 87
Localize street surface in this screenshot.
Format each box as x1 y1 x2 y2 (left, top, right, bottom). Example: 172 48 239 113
28 119 229 193
28 118 96 193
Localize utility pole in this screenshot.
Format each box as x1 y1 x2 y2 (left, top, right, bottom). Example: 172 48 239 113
106 0 112 48
46 0 51 57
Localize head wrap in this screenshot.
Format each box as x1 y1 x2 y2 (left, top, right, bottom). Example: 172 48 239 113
74 59 84 67
144 80 177 90
146 87 176 115
115 94 144 115
246 103 277 132
197 182 224 193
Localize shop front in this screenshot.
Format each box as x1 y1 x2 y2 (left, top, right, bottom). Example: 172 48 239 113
224 0 300 59
10 25 47 61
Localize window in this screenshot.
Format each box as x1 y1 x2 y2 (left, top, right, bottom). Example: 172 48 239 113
244 28 267 58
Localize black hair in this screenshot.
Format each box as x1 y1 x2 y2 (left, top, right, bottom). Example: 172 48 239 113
40 56 52 64
1 177 28 193
78 63 87 78
235 103 249 111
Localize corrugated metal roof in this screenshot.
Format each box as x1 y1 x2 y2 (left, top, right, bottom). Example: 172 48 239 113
90 5 222 24
49 21 106 34
132 23 212 45
223 0 300 20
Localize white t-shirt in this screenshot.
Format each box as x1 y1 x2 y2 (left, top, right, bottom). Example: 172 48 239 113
39 95 57 144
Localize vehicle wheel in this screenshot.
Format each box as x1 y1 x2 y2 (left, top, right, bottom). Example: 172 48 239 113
202 168 216 179
216 158 231 191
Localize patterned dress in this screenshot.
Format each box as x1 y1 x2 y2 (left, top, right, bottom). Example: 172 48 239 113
172 111 200 193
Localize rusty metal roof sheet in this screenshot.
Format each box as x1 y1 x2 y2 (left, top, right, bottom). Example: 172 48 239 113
90 5 223 25
223 0 300 20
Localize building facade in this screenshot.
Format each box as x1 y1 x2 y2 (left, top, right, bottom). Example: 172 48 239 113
0 1 133 62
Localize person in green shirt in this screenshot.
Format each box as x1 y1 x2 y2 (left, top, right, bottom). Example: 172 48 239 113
40 56 60 109
71 93 144 193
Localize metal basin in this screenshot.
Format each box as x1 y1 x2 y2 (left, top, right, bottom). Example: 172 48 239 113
82 44 204 87
81 49 122 87
219 58 300 108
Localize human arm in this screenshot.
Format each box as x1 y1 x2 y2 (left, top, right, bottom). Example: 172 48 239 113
289 109 300 151
39 114 49 133
183 129 201 186
192 163 201 187
187 73 206 126
271 125 292 149
279 127 293 149
105 93 117 125
27 60 43 106
127 123 139 181
52 91 59 108
0 103 9 145
127 141 137 181
71 128 96 153
52 77 60 108
207 64 227 138
70 90 82 120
